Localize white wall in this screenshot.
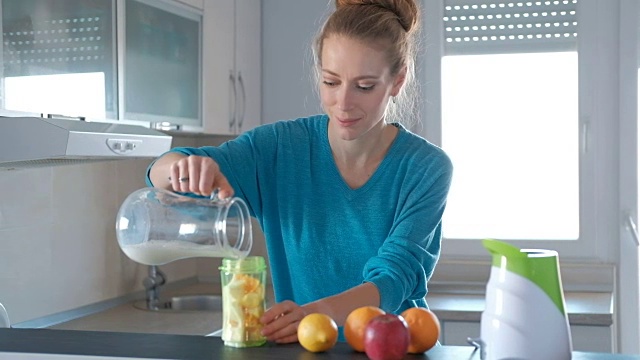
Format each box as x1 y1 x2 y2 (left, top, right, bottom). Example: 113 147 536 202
0 133 248 325
0 158 198 324
261 0 330 123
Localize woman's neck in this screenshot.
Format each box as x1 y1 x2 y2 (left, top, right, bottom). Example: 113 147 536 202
329 121 398 189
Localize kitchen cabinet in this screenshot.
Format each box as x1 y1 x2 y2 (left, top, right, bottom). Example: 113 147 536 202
123 0 202 128
0 0 206 128
203 0 261 135
440 320 613 353
174 0 204 10
0 0 117 119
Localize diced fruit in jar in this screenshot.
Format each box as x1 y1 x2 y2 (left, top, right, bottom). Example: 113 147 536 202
222 273 266 343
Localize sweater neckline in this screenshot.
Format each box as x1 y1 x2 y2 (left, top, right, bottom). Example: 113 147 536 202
320 115 404 198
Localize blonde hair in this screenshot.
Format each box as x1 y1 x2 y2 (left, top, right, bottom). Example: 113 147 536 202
313 0 421 126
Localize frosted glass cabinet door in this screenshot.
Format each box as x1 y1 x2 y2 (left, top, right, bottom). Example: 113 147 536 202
124 0 202 128
1 0 116 120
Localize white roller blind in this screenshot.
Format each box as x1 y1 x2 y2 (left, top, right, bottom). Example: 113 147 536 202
444 0 578 55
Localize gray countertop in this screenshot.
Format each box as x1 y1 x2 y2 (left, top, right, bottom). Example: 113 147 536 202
50 283 224 336
2 328 637 360
48 281 614 336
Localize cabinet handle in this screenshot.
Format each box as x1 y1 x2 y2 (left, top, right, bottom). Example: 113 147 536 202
581 117 589 154
626 214 640 247
237 71 246 131
229 70 237 132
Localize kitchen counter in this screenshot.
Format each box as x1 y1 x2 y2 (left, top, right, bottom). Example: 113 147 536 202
47 282 613 336
0 328 638 360
49 283 225 336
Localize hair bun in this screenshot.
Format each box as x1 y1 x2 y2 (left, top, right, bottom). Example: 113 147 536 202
334 0 419 33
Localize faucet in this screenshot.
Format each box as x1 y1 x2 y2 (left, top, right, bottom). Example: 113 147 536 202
142 265 166 310
0 302 10 328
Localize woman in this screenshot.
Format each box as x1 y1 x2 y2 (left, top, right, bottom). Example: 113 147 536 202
147 0 452 344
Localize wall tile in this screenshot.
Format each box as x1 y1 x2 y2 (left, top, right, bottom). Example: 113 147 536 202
0 168 52 230
0 159 199 324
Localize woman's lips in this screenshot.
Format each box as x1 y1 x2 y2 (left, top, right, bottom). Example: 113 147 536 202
336 116 360 126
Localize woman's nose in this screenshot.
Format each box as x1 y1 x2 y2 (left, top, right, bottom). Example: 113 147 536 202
337 87 355 111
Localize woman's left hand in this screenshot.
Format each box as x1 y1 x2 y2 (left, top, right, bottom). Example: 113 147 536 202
260 300 307 343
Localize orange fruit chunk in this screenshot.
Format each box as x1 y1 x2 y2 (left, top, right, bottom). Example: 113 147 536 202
400 307 441 353
344 306 386 352
297 313 339 353
233 274 261 294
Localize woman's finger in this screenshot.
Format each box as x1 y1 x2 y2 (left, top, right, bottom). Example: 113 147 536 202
272 325 300 344
261 301 307 342
212 171 234 199
168 161 183 192
196 157 214 196
177 158 192 193
261 300 296 324
263 314 300 342
186 156 203 195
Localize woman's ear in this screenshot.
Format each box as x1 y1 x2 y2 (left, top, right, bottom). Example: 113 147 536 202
391 66 407 97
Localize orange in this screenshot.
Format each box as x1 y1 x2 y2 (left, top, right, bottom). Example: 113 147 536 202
400 307 441 353
297 313 339 353
344 306 386 352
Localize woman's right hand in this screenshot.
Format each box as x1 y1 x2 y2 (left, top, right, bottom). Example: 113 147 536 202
164 154 234 199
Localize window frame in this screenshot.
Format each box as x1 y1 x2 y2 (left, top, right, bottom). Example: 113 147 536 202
420 0 619 264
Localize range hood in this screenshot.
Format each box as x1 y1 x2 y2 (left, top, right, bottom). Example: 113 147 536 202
0 117 173 167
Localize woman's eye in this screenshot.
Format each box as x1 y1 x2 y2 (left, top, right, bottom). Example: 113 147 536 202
357 84 375 91
323 81 337 87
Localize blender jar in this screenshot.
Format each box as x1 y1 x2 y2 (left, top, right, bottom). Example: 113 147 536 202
220 256 267 347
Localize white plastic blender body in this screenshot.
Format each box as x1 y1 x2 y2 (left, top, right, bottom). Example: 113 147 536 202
480 239 572 360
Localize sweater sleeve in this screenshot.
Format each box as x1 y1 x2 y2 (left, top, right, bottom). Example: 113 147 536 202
144 124 279 220
362 151 453 313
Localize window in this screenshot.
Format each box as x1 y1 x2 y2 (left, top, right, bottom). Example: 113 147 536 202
422 0 614 261
440 0 579 241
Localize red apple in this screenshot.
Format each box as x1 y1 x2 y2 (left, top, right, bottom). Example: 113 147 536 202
363 314 410 360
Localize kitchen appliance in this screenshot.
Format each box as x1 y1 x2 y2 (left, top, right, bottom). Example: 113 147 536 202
478 239 572 360
0 116 172 167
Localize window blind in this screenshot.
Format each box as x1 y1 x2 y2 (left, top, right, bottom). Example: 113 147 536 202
443 0 578 55
2 0 113 77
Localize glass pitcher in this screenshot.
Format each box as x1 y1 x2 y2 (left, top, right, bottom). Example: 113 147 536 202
115 187 252 265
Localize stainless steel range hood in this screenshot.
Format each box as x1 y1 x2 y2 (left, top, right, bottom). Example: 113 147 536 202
0 117 173 167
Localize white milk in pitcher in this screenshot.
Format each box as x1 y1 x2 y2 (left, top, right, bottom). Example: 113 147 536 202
121 240 244 265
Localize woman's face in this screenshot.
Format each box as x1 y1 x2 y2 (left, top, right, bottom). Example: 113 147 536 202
320 35 404 141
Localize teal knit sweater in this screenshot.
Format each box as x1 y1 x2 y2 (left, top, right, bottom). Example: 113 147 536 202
147 114 452 316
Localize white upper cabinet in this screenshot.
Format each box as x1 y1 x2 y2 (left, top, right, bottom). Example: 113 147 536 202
122 0 202 129
0 0 261 135
174 0 204 10
0 0 117 120
203 0 261 135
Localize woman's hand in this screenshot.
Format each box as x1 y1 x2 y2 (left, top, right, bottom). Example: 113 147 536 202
260 300 308 344
167 155 234 198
